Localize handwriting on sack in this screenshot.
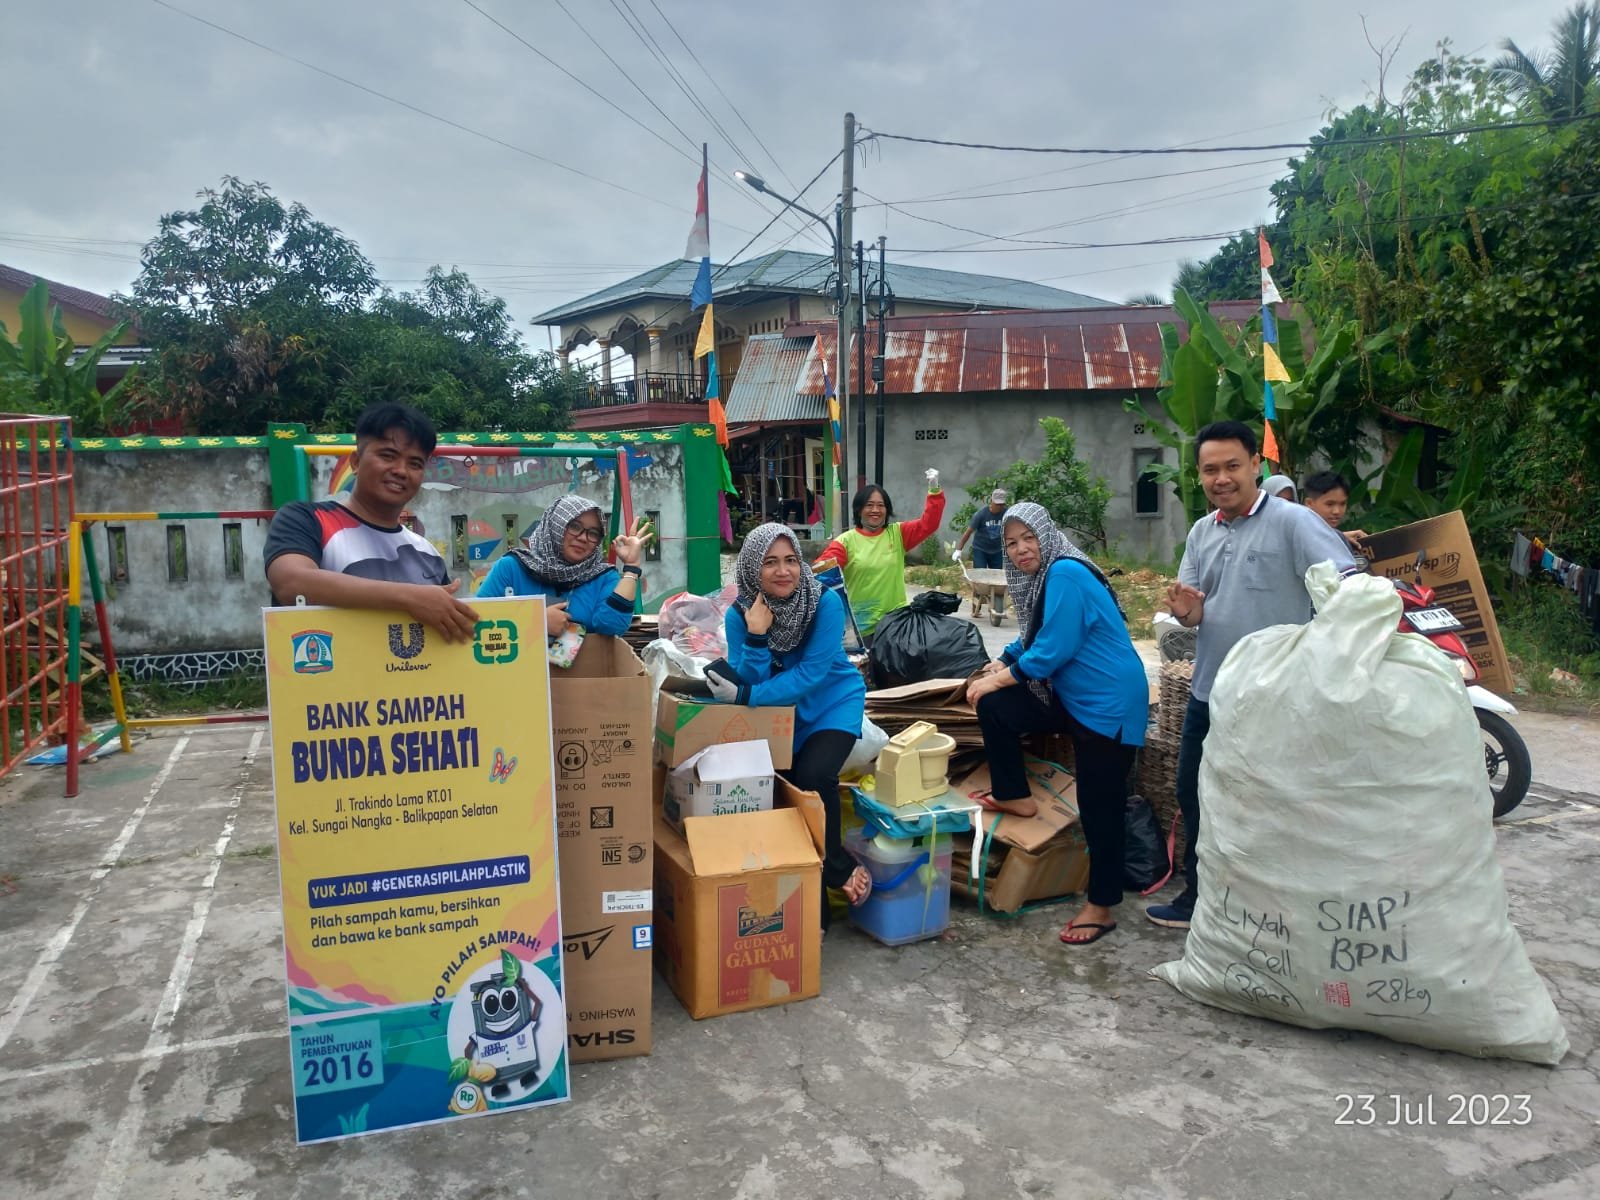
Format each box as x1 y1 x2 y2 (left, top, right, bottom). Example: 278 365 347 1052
1317 892 1411 971
1220 887 1294 981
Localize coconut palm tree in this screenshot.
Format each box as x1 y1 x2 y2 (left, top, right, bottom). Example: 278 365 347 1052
1493 2 1600 119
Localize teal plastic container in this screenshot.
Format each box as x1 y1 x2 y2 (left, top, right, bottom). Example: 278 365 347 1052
845 828 954 946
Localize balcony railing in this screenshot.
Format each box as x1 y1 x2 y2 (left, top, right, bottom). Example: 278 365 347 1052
577 371 734 410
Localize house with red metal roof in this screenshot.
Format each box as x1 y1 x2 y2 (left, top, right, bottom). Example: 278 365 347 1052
724 302 1260 559
530 249 1114 433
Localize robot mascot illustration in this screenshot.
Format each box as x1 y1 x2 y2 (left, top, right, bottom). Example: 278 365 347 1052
447 950 544 1110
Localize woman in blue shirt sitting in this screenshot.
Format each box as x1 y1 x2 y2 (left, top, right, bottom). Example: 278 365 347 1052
475 495 651 636
705 523 873 917
966 502 1148 948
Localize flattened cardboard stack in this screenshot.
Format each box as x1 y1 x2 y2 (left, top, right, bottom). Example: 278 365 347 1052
866 678 984 775
551 636 656 1063
950 758 1090 913
865 678 980 744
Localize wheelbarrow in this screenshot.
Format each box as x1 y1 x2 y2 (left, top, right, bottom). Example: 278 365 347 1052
958 559 1009 626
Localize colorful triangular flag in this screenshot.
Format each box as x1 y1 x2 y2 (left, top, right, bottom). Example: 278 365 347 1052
1262 418 1281 465
1261 268 1282 306
694 305 715 360
1263 343 1290 383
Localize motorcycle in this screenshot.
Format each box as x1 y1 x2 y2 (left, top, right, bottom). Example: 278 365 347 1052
1151 565 1534 818
1392 569 1532 817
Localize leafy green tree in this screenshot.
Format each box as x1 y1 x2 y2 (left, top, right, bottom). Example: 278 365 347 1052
121 179 581 433
949 417 1111 548
0 280 137 434
1426 114 1600 556
1494 2 1600 119
1174 226 1288 303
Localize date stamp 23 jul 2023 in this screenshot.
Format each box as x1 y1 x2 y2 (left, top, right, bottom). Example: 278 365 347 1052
1335 1094 1533 1127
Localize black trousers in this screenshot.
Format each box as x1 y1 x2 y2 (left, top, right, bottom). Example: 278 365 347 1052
975 686 1138 908
780 729 859 890
1176 697 1210 900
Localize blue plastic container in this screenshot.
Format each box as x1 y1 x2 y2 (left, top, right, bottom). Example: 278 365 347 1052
845 828 954 946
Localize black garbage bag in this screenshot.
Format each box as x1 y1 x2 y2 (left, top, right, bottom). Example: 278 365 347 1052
1123 794 1170 889
870 601 989 688
910 590 962 615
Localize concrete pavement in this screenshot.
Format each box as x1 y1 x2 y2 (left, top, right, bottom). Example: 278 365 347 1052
2 594 1598 1198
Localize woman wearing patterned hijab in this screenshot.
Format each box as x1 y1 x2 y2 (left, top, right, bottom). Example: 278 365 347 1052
965 502 1148 948
475 495 652 637
705 523 872 916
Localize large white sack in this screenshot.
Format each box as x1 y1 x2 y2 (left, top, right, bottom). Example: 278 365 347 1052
1153 564 1568 1065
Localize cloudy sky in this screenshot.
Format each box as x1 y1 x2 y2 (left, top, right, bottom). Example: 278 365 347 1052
3 0 1564 358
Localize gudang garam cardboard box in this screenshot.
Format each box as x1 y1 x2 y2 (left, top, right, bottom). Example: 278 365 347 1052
950 758 1090 913
1352 510 1512 695
550 635 655 1062
663 740 775 831
653 807 821 1019
655 677 795 769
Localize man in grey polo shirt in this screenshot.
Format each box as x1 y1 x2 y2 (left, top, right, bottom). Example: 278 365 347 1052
1147 420 1358 930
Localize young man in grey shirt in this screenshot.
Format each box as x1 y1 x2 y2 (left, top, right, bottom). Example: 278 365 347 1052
1147 420 1358 929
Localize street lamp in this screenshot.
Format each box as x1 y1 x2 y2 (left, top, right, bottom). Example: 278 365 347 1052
735 169 851 538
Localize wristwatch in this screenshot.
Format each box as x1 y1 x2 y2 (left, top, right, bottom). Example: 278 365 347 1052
620 564 643 578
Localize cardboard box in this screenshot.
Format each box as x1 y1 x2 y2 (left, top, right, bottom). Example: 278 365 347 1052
949 758 1088 913
1354 510 1512 695
957 758 1080 853
654 687 795 769
664 740 775 829
951 826 1091 914
653 808 821 1019
551 635 655 1063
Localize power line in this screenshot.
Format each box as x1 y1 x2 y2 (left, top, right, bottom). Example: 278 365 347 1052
863 110 1600 156
460 0 698 165
889 187 1600 254
143 0 729 223
893 114 1328 205
860 157 1287 207
561 150 845 337
602 0 826 252
549 0 822 250
644 0 804 199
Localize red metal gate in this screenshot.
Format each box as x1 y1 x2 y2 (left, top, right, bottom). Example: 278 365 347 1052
0 414 75 787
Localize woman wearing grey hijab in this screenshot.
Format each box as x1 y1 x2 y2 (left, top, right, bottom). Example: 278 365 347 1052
965 503 1148 947
705 523 872 918
1261 474 1297 502
475 494 652 636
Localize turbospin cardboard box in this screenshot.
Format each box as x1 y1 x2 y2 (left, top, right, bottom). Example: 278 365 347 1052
1353 510 1512 695
653 808 821 1019
551 635 654 1062
952 759 1090 913
663 740 775 830
655 682 795 769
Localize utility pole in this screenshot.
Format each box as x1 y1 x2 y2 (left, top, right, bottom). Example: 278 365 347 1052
839 112 856 508
854 240 867 488
873 235 889 484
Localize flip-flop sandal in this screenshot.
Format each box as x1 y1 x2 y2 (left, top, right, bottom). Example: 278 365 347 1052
847 865 874 907
1059 921 1117 946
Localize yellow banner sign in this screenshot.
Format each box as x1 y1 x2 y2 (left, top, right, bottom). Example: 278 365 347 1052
264 598 567 1143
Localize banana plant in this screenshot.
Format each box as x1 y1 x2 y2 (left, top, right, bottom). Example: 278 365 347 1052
0 280 138 434
1125 286 1371 544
